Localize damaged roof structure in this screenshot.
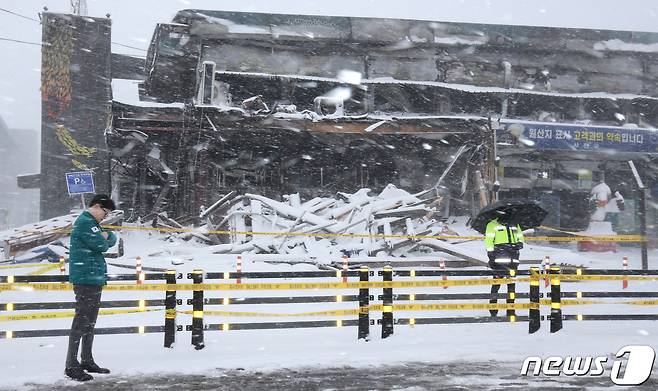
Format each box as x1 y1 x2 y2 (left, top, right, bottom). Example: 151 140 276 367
24 10 658 244
108 10 508 223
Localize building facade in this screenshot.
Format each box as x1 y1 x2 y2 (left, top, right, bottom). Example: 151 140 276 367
29 10 658 235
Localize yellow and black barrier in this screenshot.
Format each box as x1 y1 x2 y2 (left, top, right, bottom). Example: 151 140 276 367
190 269 204 350
550 266 562 333
179 302 538 318
7 272 658 292
4 267 658 343
0 272 176 345
3 297 654 323
506 269 517 318
0 277 532 292
164 269 177 348
529 267 540 334
358 267 369 340
381 266 393 339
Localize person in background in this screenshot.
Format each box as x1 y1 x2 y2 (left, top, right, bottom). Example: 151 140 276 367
64 194 117 382
485 211 524 316
590 174 611 222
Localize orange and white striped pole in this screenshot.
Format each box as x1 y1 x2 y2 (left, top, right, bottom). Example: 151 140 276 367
439 259 448 289
59 256 66 275
342 255 349 283
136 256 143 285
622 256 629 289
236 255 242 284
543 256 550 288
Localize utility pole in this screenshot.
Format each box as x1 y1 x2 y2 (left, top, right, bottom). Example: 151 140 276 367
628 160 648 270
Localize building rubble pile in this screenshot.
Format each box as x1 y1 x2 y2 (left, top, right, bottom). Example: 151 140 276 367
193 184 478 263
0 186 485 265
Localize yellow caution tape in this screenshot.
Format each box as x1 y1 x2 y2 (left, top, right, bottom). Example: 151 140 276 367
390 302 536 311
615 299 658 306
0 307 161 322
529 235 645 242
0 277 531 292
0 263 54 270
540 298 658 306
181 308 363 318
26 263 61 276
5 297 655 322
529 270 658 282
183 302 537 318
539 225 580 235
0 274 655 293
42 224 640 243
539 299 606 306
560 274 658 282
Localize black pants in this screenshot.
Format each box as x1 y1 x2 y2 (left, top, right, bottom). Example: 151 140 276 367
65 284 103 369
489 246 520 315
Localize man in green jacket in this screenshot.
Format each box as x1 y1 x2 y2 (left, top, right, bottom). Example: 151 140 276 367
65 194 117 382
485 213 524 317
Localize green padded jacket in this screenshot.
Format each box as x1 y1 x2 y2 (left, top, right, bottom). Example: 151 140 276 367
68 211 117 285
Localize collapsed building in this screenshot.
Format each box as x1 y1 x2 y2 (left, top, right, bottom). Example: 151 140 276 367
21 10 658 240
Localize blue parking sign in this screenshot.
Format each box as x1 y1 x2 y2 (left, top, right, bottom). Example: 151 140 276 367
66 171 95 195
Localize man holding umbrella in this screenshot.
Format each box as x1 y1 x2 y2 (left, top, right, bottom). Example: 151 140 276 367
485 212 524 316
471 198 548 317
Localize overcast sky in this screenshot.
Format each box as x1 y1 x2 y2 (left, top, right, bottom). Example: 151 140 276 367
1 0 658 131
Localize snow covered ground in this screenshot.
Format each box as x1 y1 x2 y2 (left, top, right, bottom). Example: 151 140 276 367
1 230 657 389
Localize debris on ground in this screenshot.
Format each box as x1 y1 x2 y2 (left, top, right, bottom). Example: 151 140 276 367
0 211 124 262
195 184 482 264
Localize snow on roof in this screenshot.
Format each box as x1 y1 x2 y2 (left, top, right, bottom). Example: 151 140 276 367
111 79 185 108
367 113 489 122
367 77 658 101
594 39 658 53
433 36 486 46
216 70 658 101
192 13 271 35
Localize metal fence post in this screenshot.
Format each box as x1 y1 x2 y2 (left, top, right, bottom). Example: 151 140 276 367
191 269 205 349
529 267 540 334
506 268 516 319
358 266 369 340
381 266 394 339
164 269 177 348
550 266 562 333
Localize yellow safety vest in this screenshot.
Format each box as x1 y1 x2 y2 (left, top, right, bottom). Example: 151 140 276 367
485 218 524 252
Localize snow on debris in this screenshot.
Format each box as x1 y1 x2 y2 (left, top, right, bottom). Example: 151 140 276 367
594 39 658 53
111 79 185 108
197 184 478 262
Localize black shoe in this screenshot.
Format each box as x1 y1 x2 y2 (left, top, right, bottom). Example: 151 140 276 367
65 367 94 382
81 362 110 374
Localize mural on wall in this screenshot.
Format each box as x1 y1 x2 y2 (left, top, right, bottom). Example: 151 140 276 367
41 18 72 120
54 125 97 171
41 18 98 173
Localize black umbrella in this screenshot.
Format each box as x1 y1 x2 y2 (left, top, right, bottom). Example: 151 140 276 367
470 198 548 234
